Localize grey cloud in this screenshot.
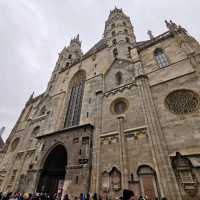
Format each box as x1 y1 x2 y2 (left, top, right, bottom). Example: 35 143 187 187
0 0 200 140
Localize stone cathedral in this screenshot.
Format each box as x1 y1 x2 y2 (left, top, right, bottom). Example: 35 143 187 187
1 7 200 200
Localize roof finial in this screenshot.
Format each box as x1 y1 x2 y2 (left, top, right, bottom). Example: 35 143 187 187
0 127 5 137
26 91 34 105
147 30 154 40
165 20 178 32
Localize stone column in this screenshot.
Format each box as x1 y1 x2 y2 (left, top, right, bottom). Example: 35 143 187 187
135 61 182 200
117 116 129 190
91 90 103 193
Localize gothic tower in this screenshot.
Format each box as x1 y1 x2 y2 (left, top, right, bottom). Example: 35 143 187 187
104 7 136 59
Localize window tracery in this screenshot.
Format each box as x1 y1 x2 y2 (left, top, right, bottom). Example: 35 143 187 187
154 48 169 68
172 153 198 195
64 70 86 128
165 89 200 114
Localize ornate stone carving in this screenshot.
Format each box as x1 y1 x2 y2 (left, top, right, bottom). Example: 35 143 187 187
172 153 198 196
110 167 121 191
165 89 200 114
101 167 121 192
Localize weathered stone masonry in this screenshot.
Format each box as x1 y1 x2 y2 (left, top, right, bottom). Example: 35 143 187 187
1 8 200 200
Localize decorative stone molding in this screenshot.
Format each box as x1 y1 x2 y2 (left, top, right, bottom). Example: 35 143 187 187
104 82 137 97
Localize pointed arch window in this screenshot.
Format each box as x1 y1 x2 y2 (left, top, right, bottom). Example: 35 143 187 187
115 72 122 85
113 48 118 58
138 166 160 199
64 70 86 128
154 48 169 68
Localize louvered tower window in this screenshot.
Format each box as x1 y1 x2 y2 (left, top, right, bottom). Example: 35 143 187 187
64 70 86 127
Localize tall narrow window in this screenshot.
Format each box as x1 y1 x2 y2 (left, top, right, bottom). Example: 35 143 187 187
64 70 86 128
128 47 132 58
113 48 118 58
154 48 169 68
126 37 130 43
115 72 122 85
112 39 117 45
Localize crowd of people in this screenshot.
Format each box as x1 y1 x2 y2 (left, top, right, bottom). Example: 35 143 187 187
0 190 167 200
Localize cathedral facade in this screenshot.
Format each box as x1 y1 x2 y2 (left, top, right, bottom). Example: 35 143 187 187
1 8 200 200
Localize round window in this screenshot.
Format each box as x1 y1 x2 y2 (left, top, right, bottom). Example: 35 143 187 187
111 98 128 115
165 89 200 114
114 101 127 114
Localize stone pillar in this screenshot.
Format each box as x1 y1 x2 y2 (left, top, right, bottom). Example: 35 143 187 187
135 61 182 200
91 90 103 193
117 116 129 190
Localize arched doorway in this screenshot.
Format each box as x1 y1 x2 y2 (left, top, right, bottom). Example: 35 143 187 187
37 145 67 194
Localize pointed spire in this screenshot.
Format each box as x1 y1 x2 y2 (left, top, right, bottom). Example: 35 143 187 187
26 92 34 105
165 20 178 32
0 127 5 137
76 34 80 41
147 30 154 40
70 34 81 46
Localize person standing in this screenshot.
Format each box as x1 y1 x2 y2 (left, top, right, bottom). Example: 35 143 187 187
122 190 136 200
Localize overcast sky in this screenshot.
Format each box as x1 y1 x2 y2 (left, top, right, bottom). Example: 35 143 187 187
0 0 200 141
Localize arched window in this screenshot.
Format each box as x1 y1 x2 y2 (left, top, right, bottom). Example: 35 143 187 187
64 70 86 128
128 47 132 58
112 39 117 45
126 37 130 43
112 31 116 37
110 167 121 191
113 48 118 58
154 48 169 68
68 54 72 59
32 126 40 136
115 72 122 85
138 166 160 199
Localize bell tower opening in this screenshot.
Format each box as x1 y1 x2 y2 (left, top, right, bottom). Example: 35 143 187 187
37 145 67 194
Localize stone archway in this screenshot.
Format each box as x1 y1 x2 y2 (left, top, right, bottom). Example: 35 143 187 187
37 145 67 194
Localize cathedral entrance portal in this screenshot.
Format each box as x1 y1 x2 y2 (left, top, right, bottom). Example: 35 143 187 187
37 145 67 194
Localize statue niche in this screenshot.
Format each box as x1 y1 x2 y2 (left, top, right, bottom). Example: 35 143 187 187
101 167 121 192
110 167 121 191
